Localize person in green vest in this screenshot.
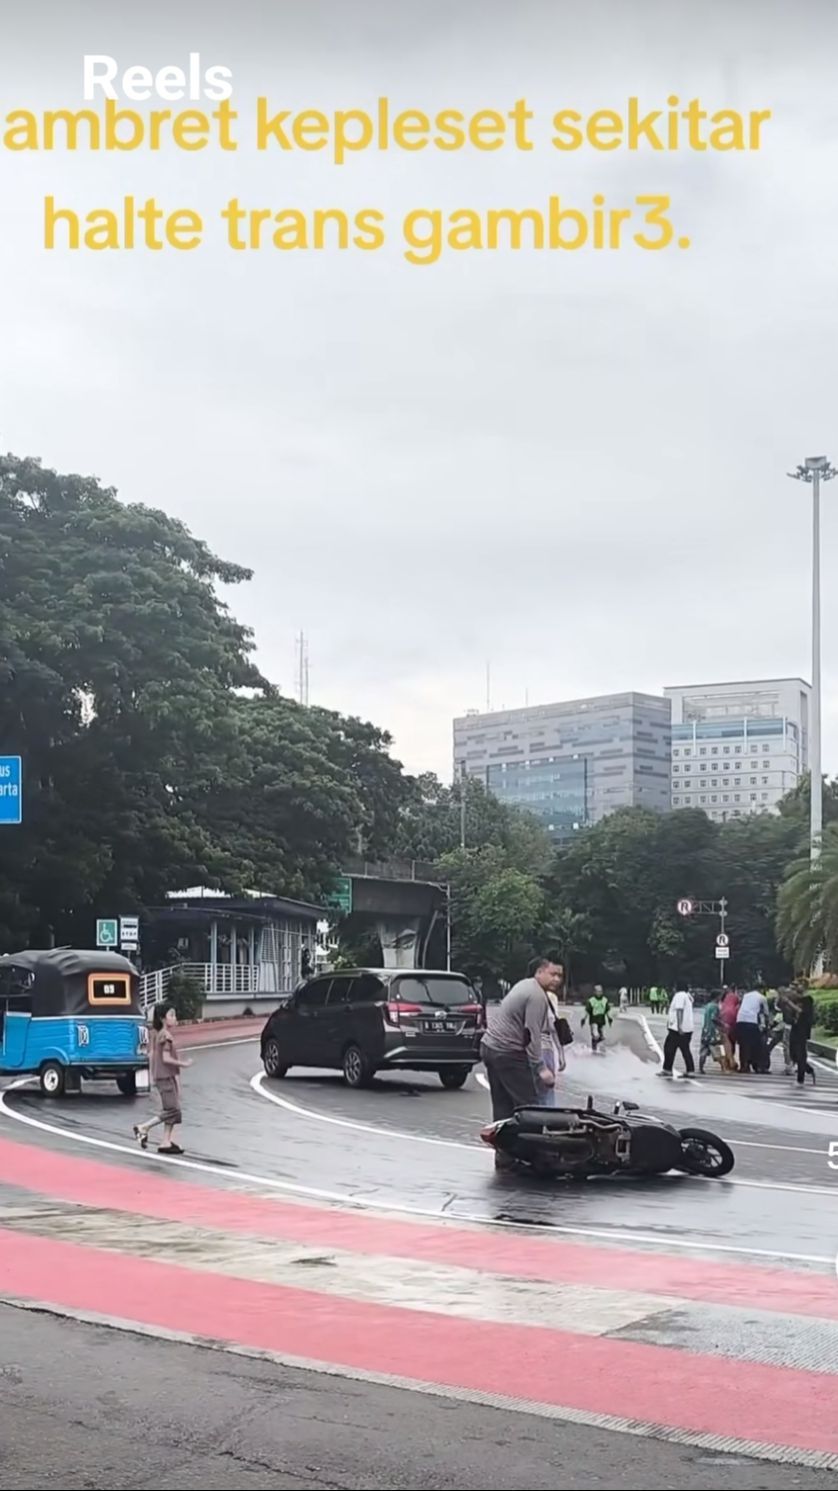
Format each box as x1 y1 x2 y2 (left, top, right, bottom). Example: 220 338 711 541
583 986 612 1051
648 986 659 1012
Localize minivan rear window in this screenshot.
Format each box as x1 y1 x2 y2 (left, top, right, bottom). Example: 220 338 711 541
392 976 477 1007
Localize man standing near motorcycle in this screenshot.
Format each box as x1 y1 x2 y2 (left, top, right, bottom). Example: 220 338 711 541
661 987 696 1076
480 958 564 1147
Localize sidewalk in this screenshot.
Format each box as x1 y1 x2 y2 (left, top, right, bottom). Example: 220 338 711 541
0 1131 836 1469
176 1016 264 1046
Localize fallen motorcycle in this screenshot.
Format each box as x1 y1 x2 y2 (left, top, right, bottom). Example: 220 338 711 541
480 1096 735 1179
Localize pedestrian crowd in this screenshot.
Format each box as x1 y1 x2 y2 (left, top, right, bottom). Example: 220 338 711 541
661 982 817 1086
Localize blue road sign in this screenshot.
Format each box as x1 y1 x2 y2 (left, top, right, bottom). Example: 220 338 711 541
0 756 22 825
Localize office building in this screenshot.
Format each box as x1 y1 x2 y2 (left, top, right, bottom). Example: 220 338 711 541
664 678 810 821
452 692 671 840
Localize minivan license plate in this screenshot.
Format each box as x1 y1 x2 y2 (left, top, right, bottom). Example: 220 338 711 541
424 1019 457 1033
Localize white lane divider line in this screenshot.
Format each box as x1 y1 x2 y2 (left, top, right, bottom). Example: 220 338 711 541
252 1072 476 1151
1 1076 832 1266
1 1052 835 1265
250 1074 838 1196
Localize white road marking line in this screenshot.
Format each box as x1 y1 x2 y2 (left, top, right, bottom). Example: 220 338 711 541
1 1079 832 1266
254 1074 475 1153
184 1037 260 1052
251 1074 838 1199
1 1062 834 1267
341 1071 829 1159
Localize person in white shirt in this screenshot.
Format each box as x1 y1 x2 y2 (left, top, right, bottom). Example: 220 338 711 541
661 988 695 1076
735 988 768 1074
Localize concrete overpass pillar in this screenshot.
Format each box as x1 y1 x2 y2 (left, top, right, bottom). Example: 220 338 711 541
373 919 422 970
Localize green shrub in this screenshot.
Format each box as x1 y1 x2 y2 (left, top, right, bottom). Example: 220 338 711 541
814 997 838 1035
166 969 204 1024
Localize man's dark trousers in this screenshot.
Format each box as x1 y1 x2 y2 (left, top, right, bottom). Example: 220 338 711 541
662 1029 695 1075
481 1041 539 1119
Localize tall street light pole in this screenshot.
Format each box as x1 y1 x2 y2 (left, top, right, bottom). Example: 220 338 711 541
788 456 836 867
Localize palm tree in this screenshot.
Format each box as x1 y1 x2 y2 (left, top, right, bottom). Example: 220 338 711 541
776 825 838 972
545 905 594 993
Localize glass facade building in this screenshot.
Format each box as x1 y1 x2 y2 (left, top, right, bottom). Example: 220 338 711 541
486 756 589 838
453 692 671 841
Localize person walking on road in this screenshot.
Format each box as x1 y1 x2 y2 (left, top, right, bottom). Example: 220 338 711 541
699 991 724 1074
719 986 741 1070
734 988 767 1074
661 988 695 1076
480 958 564 1158
134 1004 192 1155
775 988 799 1075
789 993 816 1087
619 986 629 1012
583 986 612 1051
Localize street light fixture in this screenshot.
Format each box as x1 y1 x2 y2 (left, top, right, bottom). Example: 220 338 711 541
788 455 837 866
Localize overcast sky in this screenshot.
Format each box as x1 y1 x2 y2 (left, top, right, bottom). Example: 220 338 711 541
2 1 837 779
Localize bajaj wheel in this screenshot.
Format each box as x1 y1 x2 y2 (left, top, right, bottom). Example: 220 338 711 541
343 1044 375 1089
117 1073 137 1098
40 1062 65 1098
439 1067 470 1090
678 1127 735 1178
263 1039 288 1079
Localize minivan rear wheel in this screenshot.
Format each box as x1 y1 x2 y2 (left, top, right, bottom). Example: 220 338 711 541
439 1067 470 1090
343 1044 375 1089
263 1039 289 1079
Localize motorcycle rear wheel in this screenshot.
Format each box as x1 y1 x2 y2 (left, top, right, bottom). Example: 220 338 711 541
678 1127 734 1178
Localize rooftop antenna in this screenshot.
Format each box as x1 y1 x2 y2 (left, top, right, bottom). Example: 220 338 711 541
486 661 491 712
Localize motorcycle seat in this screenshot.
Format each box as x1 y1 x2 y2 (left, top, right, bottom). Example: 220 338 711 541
511 1107 580 1133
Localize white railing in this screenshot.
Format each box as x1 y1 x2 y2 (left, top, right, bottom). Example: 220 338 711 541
139 963 263 1011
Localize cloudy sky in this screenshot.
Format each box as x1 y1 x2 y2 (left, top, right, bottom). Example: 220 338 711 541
2 1 837 778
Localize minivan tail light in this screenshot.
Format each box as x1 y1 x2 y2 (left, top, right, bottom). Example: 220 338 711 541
456 1003 485 1027
386 1002 423 1026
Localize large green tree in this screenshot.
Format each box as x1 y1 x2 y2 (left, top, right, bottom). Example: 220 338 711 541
0 453 266 945
395 772 551 873
546 805 796 988
440 845 548 986
189 696 412 899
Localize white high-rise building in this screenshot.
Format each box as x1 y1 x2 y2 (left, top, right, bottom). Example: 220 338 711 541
664 678 811 822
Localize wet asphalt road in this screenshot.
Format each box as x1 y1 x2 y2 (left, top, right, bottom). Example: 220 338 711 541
3 1034 838 1265
5 1304 838 1491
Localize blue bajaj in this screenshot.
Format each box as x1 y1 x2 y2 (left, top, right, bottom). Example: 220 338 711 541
0 948 148 1097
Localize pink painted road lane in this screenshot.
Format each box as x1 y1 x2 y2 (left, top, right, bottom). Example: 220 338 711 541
1 1226 837 1465
0 1135 837 1322
1 1138 838 1465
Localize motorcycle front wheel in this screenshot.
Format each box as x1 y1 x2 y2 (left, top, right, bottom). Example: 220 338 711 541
677 1127 735 1178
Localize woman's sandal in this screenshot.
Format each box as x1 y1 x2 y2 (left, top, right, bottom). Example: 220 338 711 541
133 1125 148 1151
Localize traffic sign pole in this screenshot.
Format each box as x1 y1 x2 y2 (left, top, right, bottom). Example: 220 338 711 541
677 896 730 986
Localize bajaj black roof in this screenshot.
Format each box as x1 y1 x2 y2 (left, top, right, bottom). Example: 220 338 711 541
0 948 139 1016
